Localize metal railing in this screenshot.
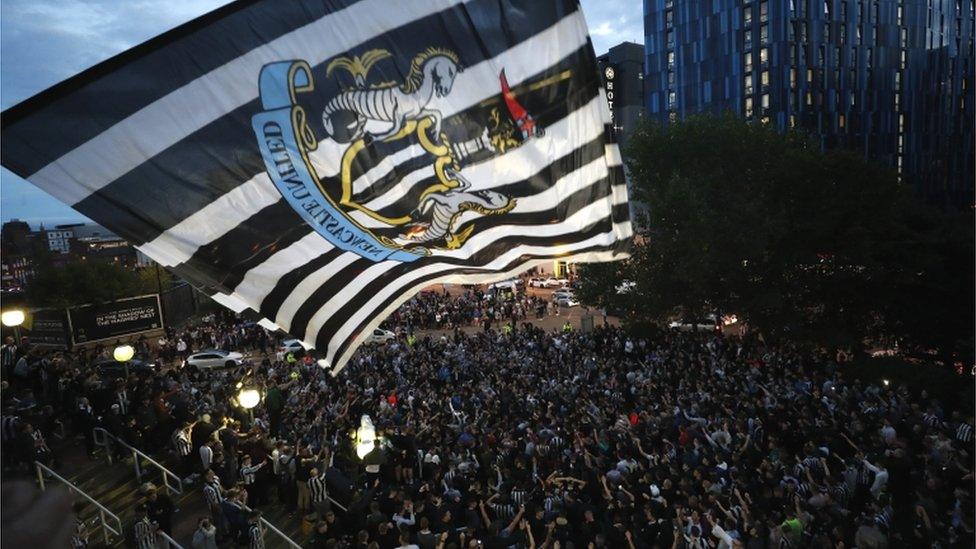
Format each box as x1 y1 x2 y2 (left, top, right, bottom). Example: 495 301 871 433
34 461 124 545
93 427 183 495
260 517 303 549
158 529 185 549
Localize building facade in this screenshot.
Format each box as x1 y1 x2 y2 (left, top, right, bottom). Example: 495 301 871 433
597 41 648 149
643 0 974 208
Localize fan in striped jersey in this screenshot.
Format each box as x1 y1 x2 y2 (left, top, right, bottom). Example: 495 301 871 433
1 0 632 374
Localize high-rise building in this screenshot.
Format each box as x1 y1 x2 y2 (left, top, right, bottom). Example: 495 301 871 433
643 0 974 208
597 41 647 149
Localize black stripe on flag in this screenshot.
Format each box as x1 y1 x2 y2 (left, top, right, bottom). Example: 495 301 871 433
322 220 625 356
257 248 345 322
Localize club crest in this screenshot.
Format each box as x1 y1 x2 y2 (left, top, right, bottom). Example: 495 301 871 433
252 47 560 262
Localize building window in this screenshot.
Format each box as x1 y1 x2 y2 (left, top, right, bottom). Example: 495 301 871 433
745 97 754 117
760 1 769 22
668 70 676 87
807 68 814 82
668 91 677 109
668 51 675 67
744 74 754 94
761 93 770 111
790 68 797 88
761 23 769 43
806 91 813 105
824 0 830 17
744 52 753 72
761 70 770 87
665 9 674 27
760 47 768 64
666 30 675 47
838 114 845 128
744 6 753 26
745 29 753 49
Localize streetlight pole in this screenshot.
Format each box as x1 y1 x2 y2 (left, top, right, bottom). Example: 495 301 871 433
1 310 26 346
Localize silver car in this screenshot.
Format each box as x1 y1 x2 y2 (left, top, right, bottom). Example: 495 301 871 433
184 349 245 370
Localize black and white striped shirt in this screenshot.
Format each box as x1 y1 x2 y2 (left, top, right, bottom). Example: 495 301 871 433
249 523 264 549
1 344 16 369
204 479 223 508
489 502 516 520
133 518 156 549
1 416 20 442
308 473 328 503
955 422 973 443
240 463 261 485
173 429 192 456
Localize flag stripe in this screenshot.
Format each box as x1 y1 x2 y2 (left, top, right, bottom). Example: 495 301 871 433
295 184 626 350
0 0 369 170
325 222 631 366
308 177 627 348
69 3 590 250
259 248 347 321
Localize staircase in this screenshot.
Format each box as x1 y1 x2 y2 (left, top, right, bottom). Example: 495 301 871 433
38 430 308 548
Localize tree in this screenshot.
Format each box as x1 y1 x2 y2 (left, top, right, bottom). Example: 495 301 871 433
579 113 973 361
27 258 173 308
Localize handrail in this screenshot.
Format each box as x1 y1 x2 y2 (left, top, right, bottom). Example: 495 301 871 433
93 427 183 495
158 529 186 549
34 461 124 545
260 517 303 549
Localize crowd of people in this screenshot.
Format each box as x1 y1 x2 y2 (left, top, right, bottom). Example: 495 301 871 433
385 286 555 332
1 292 974 549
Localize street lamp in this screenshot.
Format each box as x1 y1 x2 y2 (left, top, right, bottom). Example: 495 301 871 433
355 415 376 459
238 386 261 425
114 344 135 377
1 309 25 342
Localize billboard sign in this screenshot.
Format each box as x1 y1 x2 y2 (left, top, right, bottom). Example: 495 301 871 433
69 294 163 345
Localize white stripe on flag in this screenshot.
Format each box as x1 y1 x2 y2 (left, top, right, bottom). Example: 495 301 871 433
29 0 469 205
233 232 333 306
137 174 281 266
450 154 610 229
274 252 360 332
327 222 631 371
310 197 624 360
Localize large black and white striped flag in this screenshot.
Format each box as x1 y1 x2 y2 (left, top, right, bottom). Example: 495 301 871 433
2 0 631 374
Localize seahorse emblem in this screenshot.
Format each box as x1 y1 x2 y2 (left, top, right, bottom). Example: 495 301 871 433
322 47 461 144
399 168 515 249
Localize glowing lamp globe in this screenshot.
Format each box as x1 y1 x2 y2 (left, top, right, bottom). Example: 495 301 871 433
356 415 376 459
113 345 135 362
238 388 261 409
1 310 25 327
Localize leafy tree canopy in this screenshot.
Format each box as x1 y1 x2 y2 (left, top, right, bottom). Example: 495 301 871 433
578 114 973 362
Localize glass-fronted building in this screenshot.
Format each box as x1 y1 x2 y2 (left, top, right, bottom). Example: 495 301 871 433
643 0 974 208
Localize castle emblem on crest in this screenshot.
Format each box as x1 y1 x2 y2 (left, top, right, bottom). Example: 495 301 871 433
252 47 554 261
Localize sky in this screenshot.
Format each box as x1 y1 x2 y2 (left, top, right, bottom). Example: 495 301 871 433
0 0 643 228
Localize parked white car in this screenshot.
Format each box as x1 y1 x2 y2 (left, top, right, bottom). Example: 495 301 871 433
364 328 395 345
552 289 576 300
278 339 307 359
554 295 580 307
488 279 522 291
540 277 568 288
184 349 245 370
667 315 721 332
528 277 547 288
